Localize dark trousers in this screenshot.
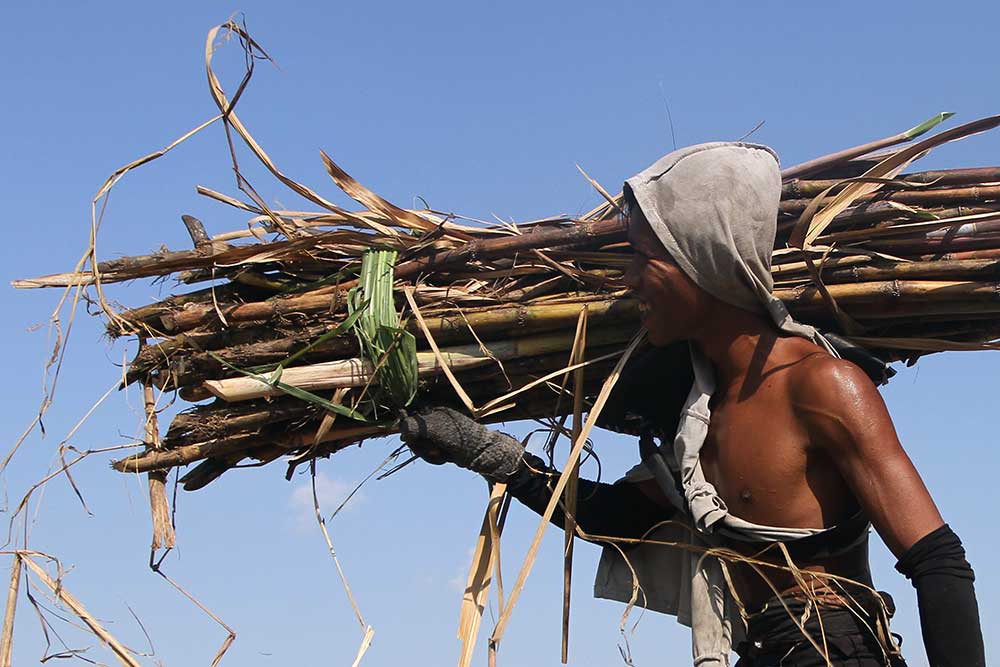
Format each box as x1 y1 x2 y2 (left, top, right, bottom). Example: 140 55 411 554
734 592 907 667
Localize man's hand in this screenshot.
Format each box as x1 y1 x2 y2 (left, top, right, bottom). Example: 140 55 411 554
397 406 525 482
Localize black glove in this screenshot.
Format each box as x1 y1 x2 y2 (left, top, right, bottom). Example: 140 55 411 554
397 406 524 482
895 524 985 667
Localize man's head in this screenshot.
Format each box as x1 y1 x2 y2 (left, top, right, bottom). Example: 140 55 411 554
623 197 715 346
622 142 783 346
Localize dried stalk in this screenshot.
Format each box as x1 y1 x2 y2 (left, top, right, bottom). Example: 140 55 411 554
490 331 645 648
457 482 507 667
137 218 626 334
562 307 587 663
142 359 175 550
779 112 953 180
21 555 141 667
780 183 1000 216
0 554 21 667
781 165 1000 198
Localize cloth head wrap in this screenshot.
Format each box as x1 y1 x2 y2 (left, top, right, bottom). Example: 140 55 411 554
624 141 834 343
594 142 845 667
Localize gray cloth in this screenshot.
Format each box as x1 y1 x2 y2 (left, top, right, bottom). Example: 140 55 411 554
594 142 844 666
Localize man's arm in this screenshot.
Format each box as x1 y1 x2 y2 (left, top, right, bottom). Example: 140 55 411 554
398 406 674 543
505 453 675 542
794 358 942 554
794 358 985 667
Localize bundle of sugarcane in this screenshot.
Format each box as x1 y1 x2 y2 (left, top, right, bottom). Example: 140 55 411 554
14 112 1000 492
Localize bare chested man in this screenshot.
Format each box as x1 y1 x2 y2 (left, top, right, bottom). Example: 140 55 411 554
399 143 985 666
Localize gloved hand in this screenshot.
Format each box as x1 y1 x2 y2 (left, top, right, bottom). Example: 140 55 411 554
397 406 525 482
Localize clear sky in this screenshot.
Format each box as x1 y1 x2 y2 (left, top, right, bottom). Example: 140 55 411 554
3 1 999 666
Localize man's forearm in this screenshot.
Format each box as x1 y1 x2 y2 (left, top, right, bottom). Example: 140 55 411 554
504 453 673 541
895 523 986 667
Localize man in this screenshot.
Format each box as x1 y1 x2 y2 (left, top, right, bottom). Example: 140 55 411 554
399 142 985 666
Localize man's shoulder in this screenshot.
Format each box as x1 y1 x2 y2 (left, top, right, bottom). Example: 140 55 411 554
782 348 890 444
786 349 877 403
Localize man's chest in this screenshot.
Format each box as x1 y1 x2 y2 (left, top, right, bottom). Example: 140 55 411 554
697 389 814 516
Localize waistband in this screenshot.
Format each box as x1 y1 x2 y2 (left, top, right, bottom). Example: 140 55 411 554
736 590 904 665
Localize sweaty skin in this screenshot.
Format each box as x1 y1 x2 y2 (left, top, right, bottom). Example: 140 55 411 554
623 209 945 607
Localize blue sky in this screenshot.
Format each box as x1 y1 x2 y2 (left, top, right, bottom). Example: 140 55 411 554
3 2 999 665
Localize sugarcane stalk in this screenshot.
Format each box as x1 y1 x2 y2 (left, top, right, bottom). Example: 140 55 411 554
124 322 326 383
772 254 873 278
781 166 1000 198
12 227 394 290
816 211 1000 245
108 283 249 334
911 247 1000 262
113 431 267 473
113 361 621 477
777 204 1000 239
779 112 953 180
790 300 1000 321
142 376 175 549
155 350 625 469
161 289 345 332
779 184 1000 216
168 345 623 447
867 233 1000 254
178 445 289 491
152 218 626 333
777 279 1000 308
780 259 1000 285
11 238 239 288
130 298 641 384
149 333 359 390
203 327 633 402
164 397 319 447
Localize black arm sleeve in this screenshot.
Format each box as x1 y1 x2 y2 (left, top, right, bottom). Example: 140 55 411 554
504 453 674 542
894 523 985 667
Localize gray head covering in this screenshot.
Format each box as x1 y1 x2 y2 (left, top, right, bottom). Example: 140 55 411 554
624 141 836 345
593 142 847 667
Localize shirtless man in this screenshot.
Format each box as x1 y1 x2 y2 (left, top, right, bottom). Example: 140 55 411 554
399 143 985 666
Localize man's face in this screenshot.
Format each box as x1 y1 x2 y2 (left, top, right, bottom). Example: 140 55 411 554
624 206 711 346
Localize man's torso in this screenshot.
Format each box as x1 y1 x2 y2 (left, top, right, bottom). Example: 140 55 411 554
696 336 873 605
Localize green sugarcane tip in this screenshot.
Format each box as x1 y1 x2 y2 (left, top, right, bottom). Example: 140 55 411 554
904 112 955 139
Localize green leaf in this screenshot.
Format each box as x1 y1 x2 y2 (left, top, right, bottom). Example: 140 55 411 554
347 248 419 411
375 326 418 407
268 380 369 421
903 112 955 139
